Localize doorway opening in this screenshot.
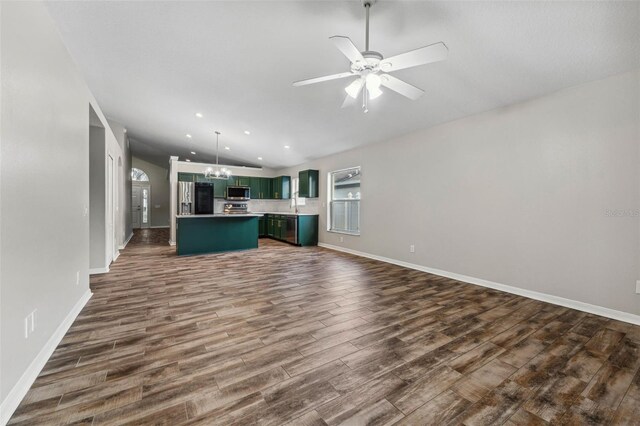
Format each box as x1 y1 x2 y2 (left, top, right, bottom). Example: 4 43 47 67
132 167 151 229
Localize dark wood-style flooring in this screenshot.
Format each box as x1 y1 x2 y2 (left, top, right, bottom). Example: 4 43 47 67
9 229 640 425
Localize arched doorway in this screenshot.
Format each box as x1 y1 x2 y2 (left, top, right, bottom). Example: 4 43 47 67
131 167 151 229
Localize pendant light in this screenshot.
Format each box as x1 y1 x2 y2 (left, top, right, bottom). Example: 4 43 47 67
204 131 232 179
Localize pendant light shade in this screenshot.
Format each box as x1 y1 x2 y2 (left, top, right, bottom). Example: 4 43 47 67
204 131 232 180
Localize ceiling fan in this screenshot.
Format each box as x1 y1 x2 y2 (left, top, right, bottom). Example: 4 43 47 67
293 0 448 112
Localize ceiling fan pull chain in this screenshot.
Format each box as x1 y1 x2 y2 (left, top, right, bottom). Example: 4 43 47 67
362 88 369 113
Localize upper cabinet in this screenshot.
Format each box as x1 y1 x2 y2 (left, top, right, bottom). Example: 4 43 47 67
178 173 291 199
214 177 233 198
249 177 272 199
298 169 319 198
271 176 291 200
178 172 195 182
178 172 216 184
233 176 251 187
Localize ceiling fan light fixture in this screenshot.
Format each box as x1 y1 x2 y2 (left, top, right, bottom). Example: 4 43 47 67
367 85 383 100
292 0 447 112
345 78 364 98
366 73 381 90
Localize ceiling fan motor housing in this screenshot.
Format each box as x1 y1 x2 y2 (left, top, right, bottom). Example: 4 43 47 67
351 51 383 74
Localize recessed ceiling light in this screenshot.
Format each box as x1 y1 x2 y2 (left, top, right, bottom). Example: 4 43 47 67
284 145 290 149
123 129 127 133
186 159 191 162
257 157 263 160
186 134 192 138
244 130 251 135
190 151 196 155
224 146 231 150
195 113 203 118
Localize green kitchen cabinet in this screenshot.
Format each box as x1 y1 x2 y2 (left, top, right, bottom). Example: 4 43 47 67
271 176 291 200
260 178 272 199
178 172 195 182
277 217 287 240
297 215 319 246
195 174 216 184
273 216 280 240
234 176 251 187
267 216 275 237
176 216 259 256
260 214 318 246
258 217 267 237
249 177 274 199
213 177 233 198
298 169 319 198
250 177 261 199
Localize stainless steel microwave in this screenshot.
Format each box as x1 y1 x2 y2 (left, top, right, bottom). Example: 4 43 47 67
226 186 250 200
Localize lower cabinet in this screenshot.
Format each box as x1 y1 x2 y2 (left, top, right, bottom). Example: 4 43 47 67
258 217 267 236
258 214 318 246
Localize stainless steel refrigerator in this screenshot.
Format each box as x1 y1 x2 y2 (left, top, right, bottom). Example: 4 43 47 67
178 181 194 215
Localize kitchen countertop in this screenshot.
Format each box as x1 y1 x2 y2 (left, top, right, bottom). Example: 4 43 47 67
176 214 263 218
176 212 319 218
252 212 319 216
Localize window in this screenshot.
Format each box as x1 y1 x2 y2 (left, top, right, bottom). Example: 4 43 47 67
329 167 360 235
142 188 149 224
290 177 306 208
131 167 149 182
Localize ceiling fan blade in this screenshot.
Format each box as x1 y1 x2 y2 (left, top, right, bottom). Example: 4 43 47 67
380 74 424 100
293 72 354 87
380 42 448 72
330 36 365 65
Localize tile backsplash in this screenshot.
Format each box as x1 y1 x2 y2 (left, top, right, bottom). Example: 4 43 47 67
213 198 320 215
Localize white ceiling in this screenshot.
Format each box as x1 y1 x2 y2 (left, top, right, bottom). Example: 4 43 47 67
46 1 640 169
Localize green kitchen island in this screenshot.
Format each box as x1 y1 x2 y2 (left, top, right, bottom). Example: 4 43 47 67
176 214 263 256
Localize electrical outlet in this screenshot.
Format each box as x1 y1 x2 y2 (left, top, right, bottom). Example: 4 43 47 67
410 244 415 253
24 316 29 338
76 271 80 286
636 280 640 294
339 236 344 243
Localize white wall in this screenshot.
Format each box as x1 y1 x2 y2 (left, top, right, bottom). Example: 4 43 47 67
0 2 130 421
282 70 640 318
107 119 133 246
87 118 126 273
132 156 170 228
89 123 106 269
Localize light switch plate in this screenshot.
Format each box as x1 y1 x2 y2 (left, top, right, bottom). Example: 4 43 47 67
636 280 640 294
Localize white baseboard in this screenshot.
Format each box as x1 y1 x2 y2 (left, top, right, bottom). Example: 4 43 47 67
119 232 134 250
318 243 640 326
89 266 109 275
113 251 120 262
169 240 176 246
0 289 92 426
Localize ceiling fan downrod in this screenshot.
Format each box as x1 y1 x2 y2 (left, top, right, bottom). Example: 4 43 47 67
364 1 371 52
